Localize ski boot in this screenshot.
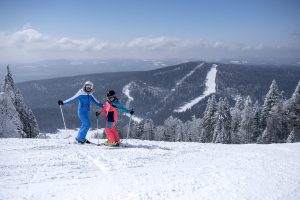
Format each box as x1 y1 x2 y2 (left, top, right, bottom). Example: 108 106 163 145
75 137 85 144
104 141 119 147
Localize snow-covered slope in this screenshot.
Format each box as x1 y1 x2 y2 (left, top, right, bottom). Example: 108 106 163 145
172 62 204 91
174 64 217 112
1 130 300 200
122 81 135 108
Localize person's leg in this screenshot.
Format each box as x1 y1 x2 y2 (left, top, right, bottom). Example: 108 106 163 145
105 122 115 142
76 110 90 142
111 125 120 142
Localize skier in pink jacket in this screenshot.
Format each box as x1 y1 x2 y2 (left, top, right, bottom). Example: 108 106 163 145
97 90 134 146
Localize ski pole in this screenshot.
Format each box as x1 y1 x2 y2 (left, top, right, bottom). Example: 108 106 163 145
96 114 100 145
126 114 133 146
60 105 70 144
60 105 67 130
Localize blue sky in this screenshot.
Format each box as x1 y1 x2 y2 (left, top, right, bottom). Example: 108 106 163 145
0 0 299 62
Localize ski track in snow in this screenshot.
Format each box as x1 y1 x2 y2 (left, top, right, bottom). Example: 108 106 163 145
162 63 204 102
122 81 142 123
122 82 134 108
174 64 217 112
173 63 204 89
1 130 300 200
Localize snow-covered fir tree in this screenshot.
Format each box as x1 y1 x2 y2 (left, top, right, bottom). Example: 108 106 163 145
143 119 155 140
252 101 262 143
174 118 184 142
286 81 300 142
279 98 290 142
15 88 40 138
154 125 166 141
260 80 280 132
162 116 182 142
2 65 14 89
287 128 299 143
259 82 286 144
1 65 39 138
185 116 201 142
200 95 217 143
0 92 24 137
213 98 232 144
239 96 254 143
135 120 145 139
231 95 245 143
129 121 139 139
134 120 143 139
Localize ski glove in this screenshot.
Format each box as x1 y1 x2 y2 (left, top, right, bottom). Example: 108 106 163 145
58 100 64 106
130 110 134 115
95 111 100 117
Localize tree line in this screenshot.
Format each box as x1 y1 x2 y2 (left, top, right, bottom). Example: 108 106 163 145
127 80 300 144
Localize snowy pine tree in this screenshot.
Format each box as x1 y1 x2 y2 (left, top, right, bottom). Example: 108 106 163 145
286 80 300 142
15 89 40 138
287 128 300 143
132 120 145 139
1 65 39 138
200 95 217 143
260 80 280 131
252 101 262 143
259 81 285 143
185 116 201 142
154 125 166 141
213 98 232 144
2 65 14 90
143 119 155 140
163 116 182 142
0 92 24 138
239 96 254 143
128 121 138 138
231 96 245 143
174 119 184 142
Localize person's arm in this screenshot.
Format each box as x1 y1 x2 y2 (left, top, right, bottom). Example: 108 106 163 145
100 102 108 115
112 101 130 113
63 90 81 105
90 94 104 109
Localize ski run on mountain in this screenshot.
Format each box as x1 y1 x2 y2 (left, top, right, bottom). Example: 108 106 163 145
175 64 217 112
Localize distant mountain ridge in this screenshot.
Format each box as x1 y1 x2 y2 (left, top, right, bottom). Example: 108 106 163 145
16 61 300 132
1 59 184 83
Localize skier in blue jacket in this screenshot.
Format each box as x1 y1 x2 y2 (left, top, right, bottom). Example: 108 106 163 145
58 81 103 144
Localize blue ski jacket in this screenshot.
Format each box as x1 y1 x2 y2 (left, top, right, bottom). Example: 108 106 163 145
63 89 103 111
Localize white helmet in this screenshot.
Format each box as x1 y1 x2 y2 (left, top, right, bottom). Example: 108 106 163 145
83 81 93 92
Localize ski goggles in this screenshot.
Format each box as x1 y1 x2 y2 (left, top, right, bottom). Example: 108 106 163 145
108 95 116 100
85 85 93 91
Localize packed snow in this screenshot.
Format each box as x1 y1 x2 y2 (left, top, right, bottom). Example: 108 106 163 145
1 129 300 200
175 64 217 112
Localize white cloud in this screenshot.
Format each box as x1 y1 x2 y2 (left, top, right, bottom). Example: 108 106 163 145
0 27 299 63
12 28 48 43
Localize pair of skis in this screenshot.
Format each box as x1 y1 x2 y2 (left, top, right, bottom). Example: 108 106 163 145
74 140 127 147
